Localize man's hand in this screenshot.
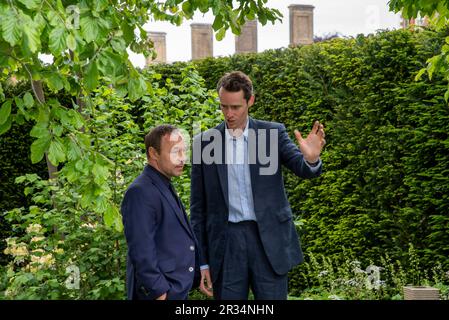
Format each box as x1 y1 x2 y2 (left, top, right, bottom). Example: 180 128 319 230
156 292 167 300
199 268 213 297
294 121 326 163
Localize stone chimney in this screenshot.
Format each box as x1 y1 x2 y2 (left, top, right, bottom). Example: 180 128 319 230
235 20 258 54
191 23 213 60
145 32 167 65
289 4 314 46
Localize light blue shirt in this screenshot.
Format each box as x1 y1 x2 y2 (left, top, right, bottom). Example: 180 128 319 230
225 119 257 223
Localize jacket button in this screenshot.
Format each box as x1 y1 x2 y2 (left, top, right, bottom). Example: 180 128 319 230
190 245 195 251
189 267 194 272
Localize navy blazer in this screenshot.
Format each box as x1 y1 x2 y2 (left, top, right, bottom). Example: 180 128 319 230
190 118 322 283
121 165 199 300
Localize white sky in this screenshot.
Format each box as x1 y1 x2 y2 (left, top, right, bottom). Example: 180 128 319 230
129 0 402 66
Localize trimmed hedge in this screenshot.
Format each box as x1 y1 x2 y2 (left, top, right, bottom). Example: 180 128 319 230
156 28 449 276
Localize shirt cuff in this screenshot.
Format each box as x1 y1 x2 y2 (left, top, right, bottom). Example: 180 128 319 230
304 158 322 172
200 265 209 270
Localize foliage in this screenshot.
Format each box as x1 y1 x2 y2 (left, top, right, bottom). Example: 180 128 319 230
1 65 220 299
288 247 449 300
2 25 449 299
389 0 449 100
0 0 280 232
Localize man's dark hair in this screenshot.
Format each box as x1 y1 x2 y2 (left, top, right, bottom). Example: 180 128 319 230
216 71 253 102
144 124 177 159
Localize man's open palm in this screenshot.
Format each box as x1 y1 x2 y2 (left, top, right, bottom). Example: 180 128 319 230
294 121 326 163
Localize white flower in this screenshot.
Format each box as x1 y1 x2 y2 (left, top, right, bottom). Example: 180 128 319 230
318 270 329 277
31 236 45 243
26 224 43 234
328 294 343 300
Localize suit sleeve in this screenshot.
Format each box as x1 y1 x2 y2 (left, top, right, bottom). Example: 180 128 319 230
278 124 323 179
121 185 170 300
190 135 209 267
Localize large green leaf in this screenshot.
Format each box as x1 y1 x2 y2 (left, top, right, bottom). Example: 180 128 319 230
104 202 123 232
67 33 77 51
128 75 147 102
49 26 67 56
0 8 21 46
0 99 12 125
31 135 51 164
23 92 34 107
30 122 51 139
21 13 41 53
85 61 99 92
48 138 66 166
0 114 12 135
80 15 99 43
17 0 40 10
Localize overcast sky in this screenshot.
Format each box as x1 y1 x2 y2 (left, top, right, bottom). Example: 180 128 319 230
129 0 402 66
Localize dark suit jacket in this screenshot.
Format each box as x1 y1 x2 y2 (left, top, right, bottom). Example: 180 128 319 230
190 118 322 283
121 165 199 300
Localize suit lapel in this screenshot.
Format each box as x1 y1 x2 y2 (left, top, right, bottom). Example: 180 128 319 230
145 167 194 239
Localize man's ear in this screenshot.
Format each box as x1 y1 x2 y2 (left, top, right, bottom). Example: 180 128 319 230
248 95 255 107
148 147 159 161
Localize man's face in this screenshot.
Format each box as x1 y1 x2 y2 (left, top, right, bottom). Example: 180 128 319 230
155 131 187 179
218 88 254 130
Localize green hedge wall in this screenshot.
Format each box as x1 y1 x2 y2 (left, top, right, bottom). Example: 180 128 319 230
156 28 449 273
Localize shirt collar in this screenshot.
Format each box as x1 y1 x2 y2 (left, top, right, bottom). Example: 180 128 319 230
225 117 249 141
146 164 171 187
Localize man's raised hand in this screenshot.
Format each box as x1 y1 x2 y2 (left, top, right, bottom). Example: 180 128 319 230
294 121 326 163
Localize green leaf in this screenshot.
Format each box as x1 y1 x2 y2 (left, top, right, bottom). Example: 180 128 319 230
67 33 77 51
46 72 64 92
111 38 126 54
216 27 226 41
24 92 34 107
1 8 21 46
104 202 123 232
85 61 99 92
0 115 12 135
48 138 66 166
415 68 427 81
49 26 67 56
128 75 147 101
22 14 41 53
426 55 442 80
182 1 193 18
67 137 82 161
212 15 224 31
30 122 50 139
121 21 134 44
17 0 40 9
0 99 12 125
93 0 108 12
80 15 99 43
31 136 51 164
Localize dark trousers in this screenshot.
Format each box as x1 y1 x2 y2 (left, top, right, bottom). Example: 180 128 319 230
213 221 288 300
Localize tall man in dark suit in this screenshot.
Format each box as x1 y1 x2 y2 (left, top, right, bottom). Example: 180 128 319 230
190 71 326 300
121 125 199 300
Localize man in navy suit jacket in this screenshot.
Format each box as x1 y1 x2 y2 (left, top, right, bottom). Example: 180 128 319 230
121 125 199 300
190 71 326 300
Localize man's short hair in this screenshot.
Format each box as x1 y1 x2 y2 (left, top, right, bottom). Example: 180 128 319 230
216 71 253 102
144 124 177 159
